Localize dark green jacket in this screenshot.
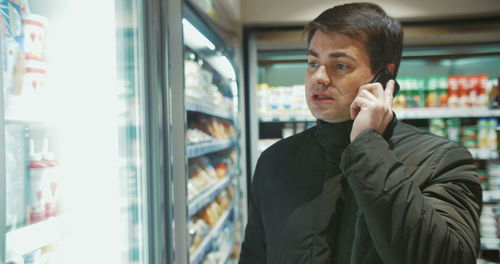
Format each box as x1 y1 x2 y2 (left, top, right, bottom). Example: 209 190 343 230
239 117 482 263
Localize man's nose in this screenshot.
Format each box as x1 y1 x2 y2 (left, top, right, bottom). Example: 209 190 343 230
312 65 330 85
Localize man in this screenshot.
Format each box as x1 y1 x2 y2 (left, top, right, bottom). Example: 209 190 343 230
239 2 482 264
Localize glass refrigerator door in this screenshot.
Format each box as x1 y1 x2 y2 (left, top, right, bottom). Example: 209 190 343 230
182 8 244 263
1 0 148 263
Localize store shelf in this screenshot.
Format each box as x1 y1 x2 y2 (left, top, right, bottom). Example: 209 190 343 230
6 216 64 260
187 139 236 158
259 111 315 122
483 190 500 203
258 107 500 122
219 238 235 264
3 95 52 124
186 98 234 120
395 107 500 120
190 206 234 264
481 238 500 250
188 176 232 218
469 149 499 160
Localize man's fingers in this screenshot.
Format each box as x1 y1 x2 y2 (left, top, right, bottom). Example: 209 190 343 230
358 82 385 100
357 89 378 101
385 79 395 103
350 96 371 119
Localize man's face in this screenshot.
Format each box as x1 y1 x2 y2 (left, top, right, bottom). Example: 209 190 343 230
305 30 374 123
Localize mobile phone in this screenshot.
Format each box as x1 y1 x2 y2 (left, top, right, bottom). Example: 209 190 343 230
371 69 400 96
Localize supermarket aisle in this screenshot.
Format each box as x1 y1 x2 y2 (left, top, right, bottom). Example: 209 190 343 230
1 0 500 263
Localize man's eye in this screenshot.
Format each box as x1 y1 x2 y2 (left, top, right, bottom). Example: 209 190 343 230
335 64 349 70
307 62 319 68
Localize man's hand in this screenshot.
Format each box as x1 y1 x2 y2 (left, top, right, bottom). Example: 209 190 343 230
349 80 395 142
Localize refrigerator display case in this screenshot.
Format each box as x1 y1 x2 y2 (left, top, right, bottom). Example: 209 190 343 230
1 0 169 263
177 4 246 264
244 27 500 263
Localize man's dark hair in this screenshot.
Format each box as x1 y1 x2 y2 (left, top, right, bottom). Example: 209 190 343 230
304 2 403 76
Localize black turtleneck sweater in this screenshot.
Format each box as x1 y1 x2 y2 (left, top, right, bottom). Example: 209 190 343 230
242 119 359 263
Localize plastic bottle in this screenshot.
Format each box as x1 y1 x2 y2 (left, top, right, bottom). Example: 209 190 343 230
488 118 498 151
41 138 58 218
28 138 47 223
448 76 459 107
478 118 489 149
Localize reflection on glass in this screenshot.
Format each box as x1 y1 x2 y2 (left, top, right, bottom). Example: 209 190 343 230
2 0 146 263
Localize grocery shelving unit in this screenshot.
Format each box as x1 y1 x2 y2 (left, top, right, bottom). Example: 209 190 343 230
187 139 237 158
178 2 246 263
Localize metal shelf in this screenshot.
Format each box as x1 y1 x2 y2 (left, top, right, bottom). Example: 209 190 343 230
3 95 51 125
469 149 499 160
187 139 236 158
395 107 500 120
188 176 232 218
186 99 234 121
6 216 64 260
189 206 234 264
258 107 500 122
481 238 500 250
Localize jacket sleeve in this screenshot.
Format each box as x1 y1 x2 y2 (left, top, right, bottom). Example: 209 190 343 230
340 129 482 264
239 155 267 263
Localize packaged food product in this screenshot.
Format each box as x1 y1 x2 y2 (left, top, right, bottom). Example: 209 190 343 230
488 118 498 150
461 126 478 149
279 86 293 112
41 138 58 217
267 86 280 111
292 84 307 113
429 118 446 138
257 83 269 114
216 190 230 210
438 76 449 107
445 118 460 142
194 156 217 179
22 58 46 96
405 78 417 108
477 74 489 107
426 77 439 107
457 75 470 107
214 163 227 178
393 77 406 109
2 36 23 95
415 78 426 108
29 150 48 223
188 218 210 253
469 75 479 107
478 118 490 149
448 76 459 107
22 14 48 60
